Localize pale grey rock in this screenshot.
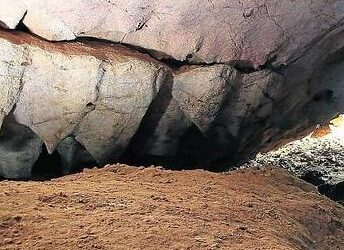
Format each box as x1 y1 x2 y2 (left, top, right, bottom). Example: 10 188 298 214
0 0 27 29
0 31 169 177
0 38 26 128
1 0 343 67
213 70 285 139
0 31 168 164
0 114 42 179
14 46 100 153
57 136 96 174
173 65 238 134
201 69 286 166
23 8 76 41
75 60 168 164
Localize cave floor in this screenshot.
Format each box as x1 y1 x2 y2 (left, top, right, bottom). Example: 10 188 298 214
0 165 343 250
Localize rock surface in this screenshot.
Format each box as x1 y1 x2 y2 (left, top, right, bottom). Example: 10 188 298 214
241 121 344 203
0 30 168 177
1 0 343 68
0 114 42 179
0 1 343 178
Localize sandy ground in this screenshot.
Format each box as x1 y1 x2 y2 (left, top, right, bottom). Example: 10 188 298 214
0 165 343 250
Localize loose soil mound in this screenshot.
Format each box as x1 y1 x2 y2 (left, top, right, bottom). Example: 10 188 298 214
0 165 343 250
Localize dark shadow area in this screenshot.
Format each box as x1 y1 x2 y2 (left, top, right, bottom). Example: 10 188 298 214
16 21 31 33
300 171 344 204
123 123 226 172
57 136 98 175
300 171 326 186
312 89 333 103
176 125 215 170
31 145 63 180
318 182 344 203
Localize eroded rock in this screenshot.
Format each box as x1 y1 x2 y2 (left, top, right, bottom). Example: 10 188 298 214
0 38 26 127
57 136 96 174
173 65 238 134
0 30 168 177
0 114 42 179
75 59 168 164
14 45 101 152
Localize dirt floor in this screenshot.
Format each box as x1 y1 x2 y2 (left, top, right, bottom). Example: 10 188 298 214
0 165 343 250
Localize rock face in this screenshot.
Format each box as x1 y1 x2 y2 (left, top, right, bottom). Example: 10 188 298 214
0 114 42 179
0 0 343 178
1 0 343 68
0 31 167 178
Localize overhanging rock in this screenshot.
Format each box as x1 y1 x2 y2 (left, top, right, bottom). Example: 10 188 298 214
0 0 343 178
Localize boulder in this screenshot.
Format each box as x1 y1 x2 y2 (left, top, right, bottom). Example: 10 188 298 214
173 65 238 134
0 114 42 179
0 30 168 177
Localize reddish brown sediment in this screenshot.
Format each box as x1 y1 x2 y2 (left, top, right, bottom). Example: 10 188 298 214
0 165 343 250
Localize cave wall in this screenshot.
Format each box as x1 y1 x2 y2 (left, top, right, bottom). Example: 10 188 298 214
0 0 343 178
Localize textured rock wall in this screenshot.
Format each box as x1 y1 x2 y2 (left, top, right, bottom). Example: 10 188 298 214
1 0 343 67
0 31 168 178
0 0 343 178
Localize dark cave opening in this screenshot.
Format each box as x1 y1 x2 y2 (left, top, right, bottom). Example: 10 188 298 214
121 124 225 172
31 145 63 180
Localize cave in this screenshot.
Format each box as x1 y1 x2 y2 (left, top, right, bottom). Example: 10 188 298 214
0 1 343 204
31 145 63 180
0 1 344 248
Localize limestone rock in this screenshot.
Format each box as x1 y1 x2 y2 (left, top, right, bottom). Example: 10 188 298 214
1 0 343 67
0 30 168 177
0 38 26 128
0 114 42 179
23 8 76 41
0 0 27 29
75 58 168 164
173 65 238 134
57 136 96 174
14 44 101 153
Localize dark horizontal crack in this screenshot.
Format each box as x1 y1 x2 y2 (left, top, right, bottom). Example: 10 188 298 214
0 24 285 75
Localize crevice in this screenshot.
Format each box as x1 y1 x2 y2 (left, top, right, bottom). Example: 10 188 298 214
4 25 280 74
16 20 30 33
0 25 287 77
